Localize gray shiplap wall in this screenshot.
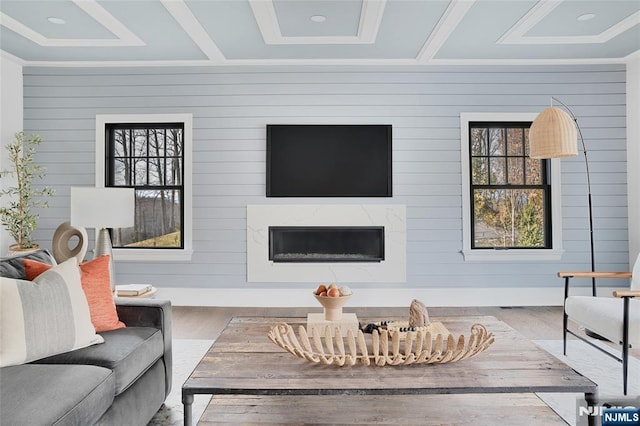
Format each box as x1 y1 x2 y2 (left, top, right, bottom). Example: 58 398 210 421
23 65 628 291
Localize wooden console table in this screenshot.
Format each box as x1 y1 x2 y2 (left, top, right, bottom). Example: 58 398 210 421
182 316 598 425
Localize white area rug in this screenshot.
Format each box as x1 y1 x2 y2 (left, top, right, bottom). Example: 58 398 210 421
148 339 214 425
534 339 640 426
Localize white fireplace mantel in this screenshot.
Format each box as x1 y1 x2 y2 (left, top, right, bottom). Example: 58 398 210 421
247 204 406 283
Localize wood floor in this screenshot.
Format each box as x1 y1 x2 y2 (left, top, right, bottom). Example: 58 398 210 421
171 305 640 357
172 305 564 341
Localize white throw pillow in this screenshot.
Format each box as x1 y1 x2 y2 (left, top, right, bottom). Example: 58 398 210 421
631 253 640 291
0 258 104 367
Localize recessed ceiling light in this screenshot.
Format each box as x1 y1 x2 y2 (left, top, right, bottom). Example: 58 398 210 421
577 13 596 22
47 17 66 25
310 15 326 23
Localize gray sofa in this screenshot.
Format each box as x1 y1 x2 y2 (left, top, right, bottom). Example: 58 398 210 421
0 251 172 426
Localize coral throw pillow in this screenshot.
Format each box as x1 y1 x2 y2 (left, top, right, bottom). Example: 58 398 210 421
24 255 125 332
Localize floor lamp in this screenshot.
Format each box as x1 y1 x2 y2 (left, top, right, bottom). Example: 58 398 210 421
529 97 596 296
70 187 135 293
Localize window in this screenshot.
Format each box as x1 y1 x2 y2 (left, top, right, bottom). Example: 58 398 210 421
460 113 563 261
107 123 183 248
96 114 193 261
470 121 549 248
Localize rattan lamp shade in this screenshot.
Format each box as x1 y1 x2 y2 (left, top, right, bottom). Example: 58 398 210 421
529 107 578 159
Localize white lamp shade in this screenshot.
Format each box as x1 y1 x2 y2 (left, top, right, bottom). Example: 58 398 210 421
529 106 578 159
70 187 135 229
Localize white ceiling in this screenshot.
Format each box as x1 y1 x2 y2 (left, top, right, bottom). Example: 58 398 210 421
1 0 639 67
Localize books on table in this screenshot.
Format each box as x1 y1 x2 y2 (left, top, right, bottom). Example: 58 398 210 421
116 284 153 296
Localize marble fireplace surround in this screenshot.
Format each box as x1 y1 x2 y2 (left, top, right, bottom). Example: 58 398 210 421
247 204 406 282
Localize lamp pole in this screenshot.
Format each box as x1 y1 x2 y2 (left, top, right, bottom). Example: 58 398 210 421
551 97 596 296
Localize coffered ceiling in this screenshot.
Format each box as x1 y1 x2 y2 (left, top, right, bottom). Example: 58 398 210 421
1 0 639 67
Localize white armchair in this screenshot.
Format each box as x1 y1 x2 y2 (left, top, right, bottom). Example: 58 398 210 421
559 254 640 395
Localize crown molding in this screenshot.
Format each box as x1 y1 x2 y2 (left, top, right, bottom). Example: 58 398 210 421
625 49 640 63
13 55 629 68
0 49 26 66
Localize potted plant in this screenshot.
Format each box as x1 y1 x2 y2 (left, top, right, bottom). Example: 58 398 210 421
0 131 54 254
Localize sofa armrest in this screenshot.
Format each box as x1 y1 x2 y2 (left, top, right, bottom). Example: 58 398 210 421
116 298 172 397
116 298 171 331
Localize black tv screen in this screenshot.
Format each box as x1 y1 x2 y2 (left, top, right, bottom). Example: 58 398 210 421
266 124 392 197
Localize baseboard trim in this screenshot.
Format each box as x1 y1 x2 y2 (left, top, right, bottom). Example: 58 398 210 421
154 286 597 307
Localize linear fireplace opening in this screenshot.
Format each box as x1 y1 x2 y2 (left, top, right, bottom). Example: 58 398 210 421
269 226 385 263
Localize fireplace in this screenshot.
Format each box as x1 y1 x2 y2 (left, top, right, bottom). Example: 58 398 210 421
247 204 406 282
269 226 385 263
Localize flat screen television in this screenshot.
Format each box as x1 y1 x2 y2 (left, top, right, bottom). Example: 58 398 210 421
266 124 392 197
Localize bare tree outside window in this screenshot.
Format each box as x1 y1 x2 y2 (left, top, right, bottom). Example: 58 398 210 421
106 123 184 249
469 122 551 249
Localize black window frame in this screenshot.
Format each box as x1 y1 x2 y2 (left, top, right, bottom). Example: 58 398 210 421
468 121 552 250
105 122 185 250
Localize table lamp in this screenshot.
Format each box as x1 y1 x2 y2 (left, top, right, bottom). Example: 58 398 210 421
70 187 135 292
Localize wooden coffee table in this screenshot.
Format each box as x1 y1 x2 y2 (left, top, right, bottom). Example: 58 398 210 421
182 316 598 425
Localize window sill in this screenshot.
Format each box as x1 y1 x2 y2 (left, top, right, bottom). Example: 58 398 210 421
461 248 564 262
112 248 193 262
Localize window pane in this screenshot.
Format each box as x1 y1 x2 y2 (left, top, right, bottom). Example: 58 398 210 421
507 158 523 184
473 188 546 248
113 159 127 185
133 129 148 157
507 128 524 156
166 157 182 185
148 129 166 158
113 129 128 157
166 129 183 156
489 157 506 184
489 128 505 156
470 128 487 156
526 158 543 184
471 157 488 184
113 189 182 248
147 157 165 186
133 159 149 186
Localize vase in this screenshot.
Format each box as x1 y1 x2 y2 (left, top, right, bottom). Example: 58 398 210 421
314 293 352 321
7 244 41 257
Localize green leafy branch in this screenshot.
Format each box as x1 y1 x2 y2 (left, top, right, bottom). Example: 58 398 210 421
0 132 54 249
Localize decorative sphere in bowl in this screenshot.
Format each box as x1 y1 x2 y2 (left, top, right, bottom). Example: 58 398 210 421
313 284 352 321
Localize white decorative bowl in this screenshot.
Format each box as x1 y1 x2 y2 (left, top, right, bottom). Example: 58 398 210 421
313 293 351 321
